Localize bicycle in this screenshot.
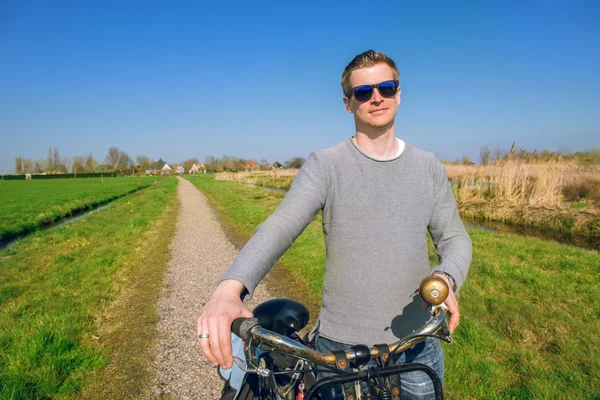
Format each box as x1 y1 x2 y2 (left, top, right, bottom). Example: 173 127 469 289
220 275 452 400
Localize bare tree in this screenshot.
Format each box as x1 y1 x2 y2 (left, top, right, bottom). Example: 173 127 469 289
47 147 53 172
105 146 123 170
72 156 86 173
58 157 70 173
53 148 61 172
117 151 131 172
136 155 153 171
14 156 23 174
85 153 96 172
34 159 46 173
284 157 306 169
23 158 33 173
491 147 505 163
204 155 217 171
461 155 475 165
479 145 490 165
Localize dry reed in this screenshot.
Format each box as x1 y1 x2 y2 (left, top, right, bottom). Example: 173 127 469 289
450 160 600 236
215 169 299 190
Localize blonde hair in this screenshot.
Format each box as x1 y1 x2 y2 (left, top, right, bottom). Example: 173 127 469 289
341 50 399 97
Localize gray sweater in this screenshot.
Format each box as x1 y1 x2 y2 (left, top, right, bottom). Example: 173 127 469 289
219 138 472 345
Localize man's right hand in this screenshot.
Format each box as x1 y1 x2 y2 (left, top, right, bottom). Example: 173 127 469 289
197 280 253 369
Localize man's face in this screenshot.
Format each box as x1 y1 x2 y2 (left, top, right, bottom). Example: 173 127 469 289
344 63 401 131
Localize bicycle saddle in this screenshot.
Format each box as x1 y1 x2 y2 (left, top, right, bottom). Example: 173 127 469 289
253 298 309 337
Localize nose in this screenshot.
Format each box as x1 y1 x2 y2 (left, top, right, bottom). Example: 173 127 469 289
370 87 384 103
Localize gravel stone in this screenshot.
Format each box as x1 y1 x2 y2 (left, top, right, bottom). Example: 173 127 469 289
150 177 272 399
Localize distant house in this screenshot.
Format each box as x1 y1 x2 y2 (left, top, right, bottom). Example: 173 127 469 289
172 165 184 174
246 160 259 171
161 163 172 175
190 163 206 174
272 161 283 169
144 159 167 175
262 163 273 170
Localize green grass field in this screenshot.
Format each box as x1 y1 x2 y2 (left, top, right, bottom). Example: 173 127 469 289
186 174 600 400
0 177 178 399
0 177 158 243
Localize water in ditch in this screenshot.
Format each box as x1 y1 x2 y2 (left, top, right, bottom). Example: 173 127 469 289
0 204 110 253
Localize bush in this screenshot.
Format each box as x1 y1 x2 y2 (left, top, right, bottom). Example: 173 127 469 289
0 175 26 180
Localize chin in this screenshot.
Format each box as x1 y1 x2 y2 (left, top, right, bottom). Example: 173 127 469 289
368 118 393 129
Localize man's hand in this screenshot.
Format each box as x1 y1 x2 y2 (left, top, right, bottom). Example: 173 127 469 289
197 280 253 369
422 274 460 334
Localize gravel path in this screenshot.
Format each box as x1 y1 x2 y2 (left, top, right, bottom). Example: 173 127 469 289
150 177 272 399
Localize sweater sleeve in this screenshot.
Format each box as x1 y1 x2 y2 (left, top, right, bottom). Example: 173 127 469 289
427 159 472 292
217 152 328 298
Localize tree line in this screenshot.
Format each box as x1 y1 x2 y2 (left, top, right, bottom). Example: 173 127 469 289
13 147 307 174
203 155 305 172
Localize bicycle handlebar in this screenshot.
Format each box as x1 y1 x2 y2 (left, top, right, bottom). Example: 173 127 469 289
232 276 451 369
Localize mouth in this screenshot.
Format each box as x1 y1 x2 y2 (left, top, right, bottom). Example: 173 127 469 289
370 108 387 114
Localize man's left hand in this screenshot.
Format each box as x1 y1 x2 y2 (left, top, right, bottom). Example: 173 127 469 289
422 274 459 334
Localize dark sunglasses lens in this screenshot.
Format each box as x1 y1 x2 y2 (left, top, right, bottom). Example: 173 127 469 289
378 81 398 97
353 86 373 102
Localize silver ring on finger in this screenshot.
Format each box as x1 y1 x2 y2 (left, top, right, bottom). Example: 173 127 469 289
198 333 210 339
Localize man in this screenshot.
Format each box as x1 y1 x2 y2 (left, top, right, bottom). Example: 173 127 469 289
198 50 472 399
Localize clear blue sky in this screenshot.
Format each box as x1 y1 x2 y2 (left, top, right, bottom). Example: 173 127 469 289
1 0 598 173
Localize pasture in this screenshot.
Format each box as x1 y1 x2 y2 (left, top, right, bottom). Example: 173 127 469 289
0 177 178 399
187 174 600 400
0 177 157 244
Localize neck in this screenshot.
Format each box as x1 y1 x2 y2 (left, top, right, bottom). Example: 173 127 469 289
353 124 398 160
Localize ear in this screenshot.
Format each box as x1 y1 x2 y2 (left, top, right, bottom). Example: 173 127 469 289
343 96 353 114
396 87 402 106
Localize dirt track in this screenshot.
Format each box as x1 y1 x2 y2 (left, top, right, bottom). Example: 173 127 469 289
150 177 272 399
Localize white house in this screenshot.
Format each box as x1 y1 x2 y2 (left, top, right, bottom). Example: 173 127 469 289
161 163 172 175
173 165 184 174
189 163 207 174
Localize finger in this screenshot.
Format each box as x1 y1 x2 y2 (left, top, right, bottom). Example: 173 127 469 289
218 317 234 369
449 310 460 333
209 316 227 367
446 298 459 333
198 317 217 366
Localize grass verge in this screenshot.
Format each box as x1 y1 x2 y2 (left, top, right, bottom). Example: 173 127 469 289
0 177 178 399
186 174 600 400
0 177 159 244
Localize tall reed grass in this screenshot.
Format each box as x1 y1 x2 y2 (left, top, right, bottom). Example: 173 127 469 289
454 161 564 206
451 161 600 207
451 161 599 236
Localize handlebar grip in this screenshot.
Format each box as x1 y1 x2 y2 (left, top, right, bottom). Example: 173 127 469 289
231 318 247 338
231 317 260 342
419 276 449 305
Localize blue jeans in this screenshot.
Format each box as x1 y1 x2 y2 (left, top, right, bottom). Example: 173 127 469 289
315 335 444 400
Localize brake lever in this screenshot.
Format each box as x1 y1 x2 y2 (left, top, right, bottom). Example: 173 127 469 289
430 303 453 344
232 356 271 376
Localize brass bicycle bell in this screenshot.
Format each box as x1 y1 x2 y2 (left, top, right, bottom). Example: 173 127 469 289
419 276 449 306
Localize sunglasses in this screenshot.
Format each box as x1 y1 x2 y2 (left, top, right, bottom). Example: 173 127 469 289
348 80 399 102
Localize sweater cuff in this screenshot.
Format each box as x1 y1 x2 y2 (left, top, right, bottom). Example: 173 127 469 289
431 270 456 292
